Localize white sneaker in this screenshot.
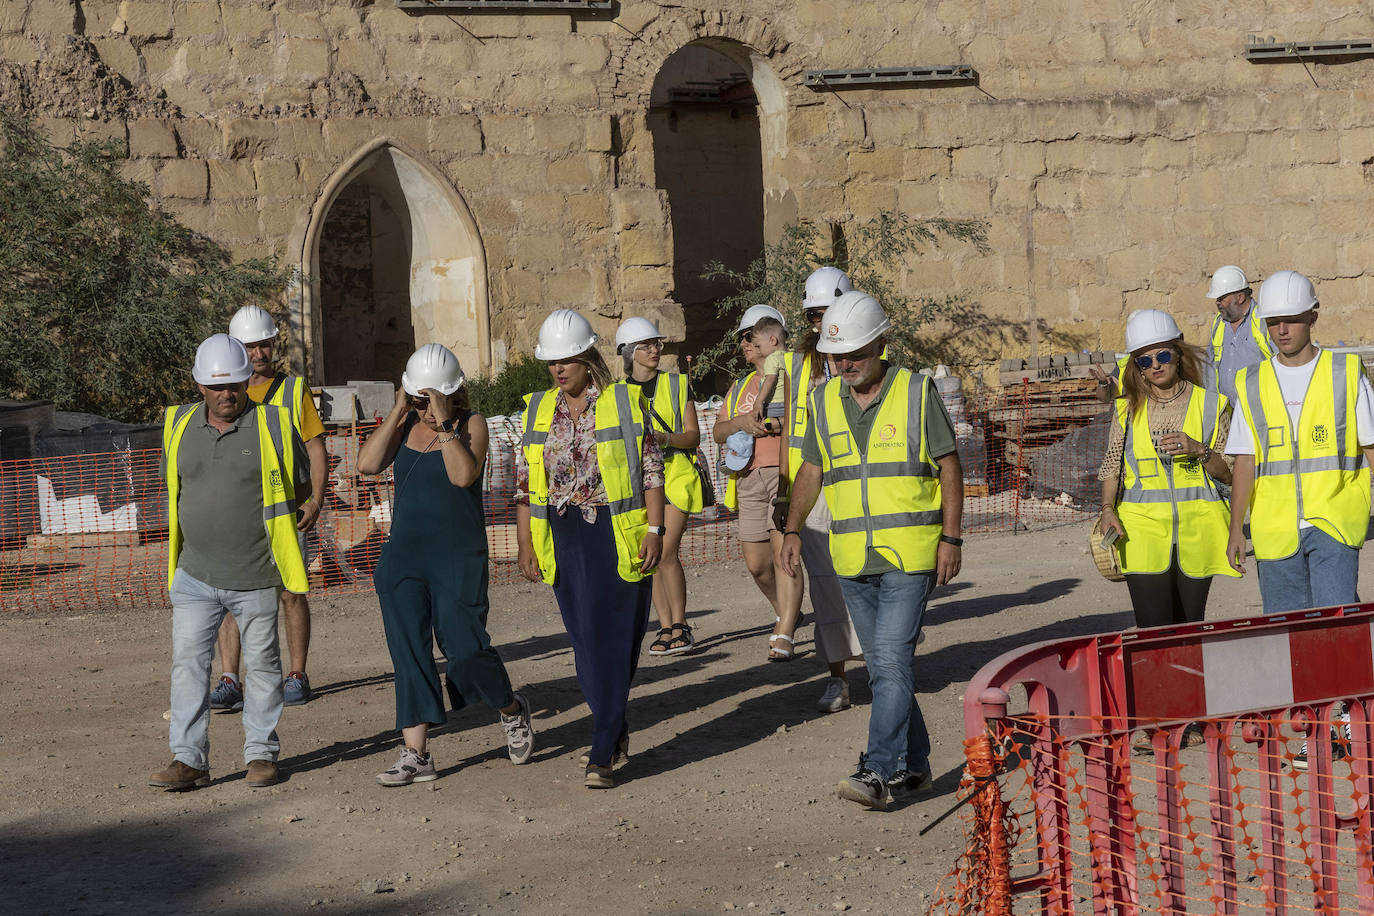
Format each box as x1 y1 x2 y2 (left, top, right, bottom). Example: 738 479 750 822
817 676 851 713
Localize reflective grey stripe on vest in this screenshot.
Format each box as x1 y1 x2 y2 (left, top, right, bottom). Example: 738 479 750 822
273 375 300 429
666 372 684 433
1201 383 1219 446
1122 408 1141 488
1121 486 1218 504
787 355 810 449
1333 353 1349 449
1255 454 1365 478
822 461 938 487
529 503 549 520
522 390 549 447
612 383 645 510
831 510 943 534
260 407 297 521
1243 367 1269 455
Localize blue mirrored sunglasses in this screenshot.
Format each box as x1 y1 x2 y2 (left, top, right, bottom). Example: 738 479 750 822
1134 350 1174 370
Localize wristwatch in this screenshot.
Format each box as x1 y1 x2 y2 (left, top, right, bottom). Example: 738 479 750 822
440 417 455 432
647 525 666 536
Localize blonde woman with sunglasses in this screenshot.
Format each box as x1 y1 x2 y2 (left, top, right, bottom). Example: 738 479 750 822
1098 310 1239 628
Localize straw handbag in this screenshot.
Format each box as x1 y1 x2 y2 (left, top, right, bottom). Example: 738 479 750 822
1090 516 1125 582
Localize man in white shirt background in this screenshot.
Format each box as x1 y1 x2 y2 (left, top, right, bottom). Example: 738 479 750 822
1225 270 1374 613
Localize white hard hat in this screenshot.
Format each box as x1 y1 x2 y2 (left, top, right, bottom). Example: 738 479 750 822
192 333 252 385
228 305 279 344
535 309 599 362
736 304 786 335
1124 309 1183 353
1255 269 1318 320
402 343 465 396
803 266 854 311
614 316 662 354
816 291 891 354
1206 266 1249 300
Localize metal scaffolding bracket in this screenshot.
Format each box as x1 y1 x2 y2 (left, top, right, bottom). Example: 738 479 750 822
1244 38 1374 62
397 0 614 13
804 65 977 91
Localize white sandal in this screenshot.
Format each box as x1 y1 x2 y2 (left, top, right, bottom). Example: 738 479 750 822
768 633 795 661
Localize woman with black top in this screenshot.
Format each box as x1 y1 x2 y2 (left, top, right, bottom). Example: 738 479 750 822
357 343 534 786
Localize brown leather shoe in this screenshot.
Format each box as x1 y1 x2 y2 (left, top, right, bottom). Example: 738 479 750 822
246 759 280 788
149 759 210 790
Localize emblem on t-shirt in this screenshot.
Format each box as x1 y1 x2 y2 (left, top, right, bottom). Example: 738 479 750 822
1312 424 1330 446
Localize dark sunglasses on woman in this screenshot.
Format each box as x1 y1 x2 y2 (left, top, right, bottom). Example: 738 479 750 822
1134 351 1174 369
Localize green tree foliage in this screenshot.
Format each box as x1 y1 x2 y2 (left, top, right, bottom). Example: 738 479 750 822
696 213 989 379
465 354 554 418
0 114 290 423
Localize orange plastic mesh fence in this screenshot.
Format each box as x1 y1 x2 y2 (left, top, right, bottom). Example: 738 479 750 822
928 709 1374 915
0 385 1108 613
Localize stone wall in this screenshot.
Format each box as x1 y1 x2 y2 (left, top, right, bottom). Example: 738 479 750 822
4 0 1374 384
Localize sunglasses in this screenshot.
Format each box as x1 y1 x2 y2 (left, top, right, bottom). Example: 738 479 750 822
1134 350 1175 370
738 331 756 344
407 395 431 409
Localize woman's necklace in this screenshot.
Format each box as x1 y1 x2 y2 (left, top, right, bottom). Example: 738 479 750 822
1149 383 1187 405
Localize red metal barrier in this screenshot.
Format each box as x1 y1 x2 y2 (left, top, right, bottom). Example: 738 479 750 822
932 604 1374 915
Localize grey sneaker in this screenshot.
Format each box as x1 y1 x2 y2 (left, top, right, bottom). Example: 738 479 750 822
209 676 244 711
283 672 311 707
500 692 535 765
837 760 891 810
376 746 437 787
817 676 851 713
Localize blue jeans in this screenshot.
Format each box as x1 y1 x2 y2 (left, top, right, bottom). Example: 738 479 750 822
1256 526 1360 614
169 569 283 769
838 570 934 781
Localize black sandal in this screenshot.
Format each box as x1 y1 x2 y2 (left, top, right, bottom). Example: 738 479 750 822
647 627 674 656
664 622 695 655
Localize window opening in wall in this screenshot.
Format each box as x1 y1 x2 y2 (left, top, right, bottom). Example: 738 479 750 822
649 43 766 391
313 148 488 386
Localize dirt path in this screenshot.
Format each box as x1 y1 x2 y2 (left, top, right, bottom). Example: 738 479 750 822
0 520 1309 915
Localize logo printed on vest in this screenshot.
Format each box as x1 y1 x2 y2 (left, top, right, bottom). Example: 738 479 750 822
269 469 282 490
1313 424 1330 446
874 423 902 447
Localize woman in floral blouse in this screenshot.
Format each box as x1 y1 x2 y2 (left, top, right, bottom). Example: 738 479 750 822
514 309 665 789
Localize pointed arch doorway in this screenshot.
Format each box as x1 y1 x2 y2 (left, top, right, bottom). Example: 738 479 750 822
298 141 491 385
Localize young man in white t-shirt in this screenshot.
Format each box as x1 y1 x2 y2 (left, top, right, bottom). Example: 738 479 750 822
1225 270 1374 613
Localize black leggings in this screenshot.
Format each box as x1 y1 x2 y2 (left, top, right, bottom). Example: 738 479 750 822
1124 549 1213 629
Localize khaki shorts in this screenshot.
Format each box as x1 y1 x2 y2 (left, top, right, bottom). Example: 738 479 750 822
736 465 781 543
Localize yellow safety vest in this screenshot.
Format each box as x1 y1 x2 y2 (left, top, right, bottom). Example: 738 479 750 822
720 370 758 511
646 371 703 514
1235 351 1371 560
783 351 821 487
811 369 943 576
521 384 651 584
257 373 309 436
1114 385 1237 578
1209 307 1272 363
162 402 309 593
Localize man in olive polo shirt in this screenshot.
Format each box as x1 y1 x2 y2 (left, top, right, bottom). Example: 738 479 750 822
781 292 964 810
150 334 311 791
